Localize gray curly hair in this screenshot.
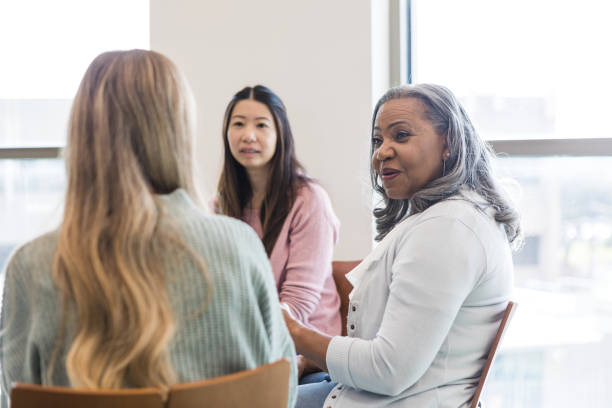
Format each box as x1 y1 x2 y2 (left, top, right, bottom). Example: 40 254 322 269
370 83 522 248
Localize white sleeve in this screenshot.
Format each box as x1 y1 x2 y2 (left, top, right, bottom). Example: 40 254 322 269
326 216 486 396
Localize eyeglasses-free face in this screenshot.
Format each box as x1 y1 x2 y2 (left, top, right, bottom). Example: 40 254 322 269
227 99 278 172
372 97 449 200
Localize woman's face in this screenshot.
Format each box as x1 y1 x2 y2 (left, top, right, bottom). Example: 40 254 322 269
227 99 277 172
371 97 449 200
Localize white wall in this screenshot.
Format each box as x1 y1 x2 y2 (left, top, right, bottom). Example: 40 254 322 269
151 0 390 258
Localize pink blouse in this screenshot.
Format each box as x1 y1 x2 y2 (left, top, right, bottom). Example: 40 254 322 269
242 182 341 336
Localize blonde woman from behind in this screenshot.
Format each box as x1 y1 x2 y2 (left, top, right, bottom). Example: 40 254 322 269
0 50 296 407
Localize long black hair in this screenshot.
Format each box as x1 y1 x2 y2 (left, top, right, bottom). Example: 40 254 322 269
217 85 308 255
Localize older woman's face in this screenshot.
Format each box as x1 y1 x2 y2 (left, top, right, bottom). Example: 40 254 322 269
372 97 449 200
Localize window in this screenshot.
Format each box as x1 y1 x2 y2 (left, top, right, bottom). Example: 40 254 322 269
410 1 612 406
0 0 149 271
0 5 148 402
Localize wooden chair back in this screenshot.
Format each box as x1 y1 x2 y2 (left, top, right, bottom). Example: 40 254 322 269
166 359 291 408
331 260 361 336
10 384 163 408
470 301 517 408
10 359 291 408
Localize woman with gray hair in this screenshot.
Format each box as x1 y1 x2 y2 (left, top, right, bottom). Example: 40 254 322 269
284 83 521 407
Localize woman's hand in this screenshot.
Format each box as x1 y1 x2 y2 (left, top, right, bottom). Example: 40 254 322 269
281 307 332 372
296 355 322 379
296 355 307 378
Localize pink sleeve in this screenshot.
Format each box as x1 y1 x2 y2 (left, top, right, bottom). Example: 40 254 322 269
278 184 339 325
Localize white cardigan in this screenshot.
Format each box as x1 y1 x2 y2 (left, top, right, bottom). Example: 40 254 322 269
325 192 513 408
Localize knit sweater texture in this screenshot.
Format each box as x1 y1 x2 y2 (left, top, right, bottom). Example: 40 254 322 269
0 189 297 407
242 182 341 336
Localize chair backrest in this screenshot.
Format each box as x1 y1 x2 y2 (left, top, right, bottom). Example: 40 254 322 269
166 359 291 408
10 383 163 408
470 301 517 408
9 359 290 408
331 260 361 336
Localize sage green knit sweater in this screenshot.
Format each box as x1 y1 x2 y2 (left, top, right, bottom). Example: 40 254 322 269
0 189 296 407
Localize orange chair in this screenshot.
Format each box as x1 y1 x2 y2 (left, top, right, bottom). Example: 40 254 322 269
470 301 517 408
10 385 163 408
331 260 360 336
166 358 291 408
10 359 291 408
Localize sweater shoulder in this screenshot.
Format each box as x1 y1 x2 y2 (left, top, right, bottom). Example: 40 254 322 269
295 181 332 206
167 210 264 263
418 195 495 233
158 190 261 249
292 181 338 222
3 230 58 277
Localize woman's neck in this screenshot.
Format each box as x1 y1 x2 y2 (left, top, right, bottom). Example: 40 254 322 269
246 166 269 209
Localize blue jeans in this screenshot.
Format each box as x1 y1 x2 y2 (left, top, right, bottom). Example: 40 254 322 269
296 372 337 408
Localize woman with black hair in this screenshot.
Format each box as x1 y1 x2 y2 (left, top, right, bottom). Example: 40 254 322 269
216 85 341 341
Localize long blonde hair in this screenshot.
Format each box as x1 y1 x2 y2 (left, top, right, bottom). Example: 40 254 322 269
51 50 199 390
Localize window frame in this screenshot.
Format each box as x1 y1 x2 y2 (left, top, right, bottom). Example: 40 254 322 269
490 138 612 156
400 0 612 158
403 0 612 406
0 147 61 159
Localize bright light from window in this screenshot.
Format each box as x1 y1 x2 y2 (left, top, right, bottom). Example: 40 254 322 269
412 0 612 140
0 0 149 99
0 0 149 147
412 1 612 407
